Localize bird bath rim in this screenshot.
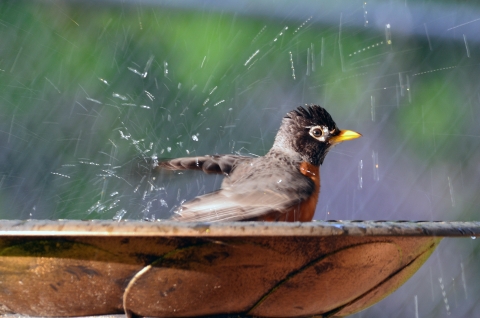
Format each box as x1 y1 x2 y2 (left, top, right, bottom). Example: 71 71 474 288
0 219 478 237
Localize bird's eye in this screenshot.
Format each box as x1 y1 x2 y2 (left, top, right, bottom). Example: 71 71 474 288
308 126 328 141
311 128 322 137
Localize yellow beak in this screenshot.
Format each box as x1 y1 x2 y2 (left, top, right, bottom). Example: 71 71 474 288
329 129 362 144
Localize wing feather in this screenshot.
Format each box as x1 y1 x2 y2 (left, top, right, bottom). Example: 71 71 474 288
172 188 303 222
168 152 316 222
156 155 250 175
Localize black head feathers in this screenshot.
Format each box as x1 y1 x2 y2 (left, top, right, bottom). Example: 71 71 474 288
270 105 341 165
285 105 337 131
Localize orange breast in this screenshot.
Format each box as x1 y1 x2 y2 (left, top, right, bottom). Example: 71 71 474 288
291 162 320 221
272 162 320 222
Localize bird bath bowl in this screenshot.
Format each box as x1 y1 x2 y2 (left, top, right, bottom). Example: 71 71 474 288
0 220 479 317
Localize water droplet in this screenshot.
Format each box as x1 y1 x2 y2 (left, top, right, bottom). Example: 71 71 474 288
358 160 363 189
160 199 168 208
112 93 128 101
372 151 379 181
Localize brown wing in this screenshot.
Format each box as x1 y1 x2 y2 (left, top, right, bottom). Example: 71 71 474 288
172 157 316 222
156 155 250 175
171 189 302 222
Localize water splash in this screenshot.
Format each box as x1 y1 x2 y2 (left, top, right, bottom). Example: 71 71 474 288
372 151 379 181
438 277 451 315
112 93 128 101
370 95 375 121
358 160 363 189
447 176 455 207
245 49 260 66
51 172 70 178
385 24 392 45
289 51 296 80
363 2 369 27
293 16 312 34
113 209 127 221
463 34 470 58
272 26 288 43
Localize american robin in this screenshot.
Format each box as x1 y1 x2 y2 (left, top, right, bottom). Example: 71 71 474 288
157 105 361 222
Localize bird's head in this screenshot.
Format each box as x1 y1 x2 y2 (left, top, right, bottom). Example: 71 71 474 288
272 105 361 165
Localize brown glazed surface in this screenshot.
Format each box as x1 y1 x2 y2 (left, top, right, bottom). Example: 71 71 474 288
0 220 449 317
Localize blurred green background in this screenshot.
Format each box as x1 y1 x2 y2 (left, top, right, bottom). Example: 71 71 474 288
0 0 479 316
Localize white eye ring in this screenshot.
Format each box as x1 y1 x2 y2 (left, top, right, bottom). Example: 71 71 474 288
308 126 327 142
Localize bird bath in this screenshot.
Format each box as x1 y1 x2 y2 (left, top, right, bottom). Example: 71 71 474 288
0 220 478 317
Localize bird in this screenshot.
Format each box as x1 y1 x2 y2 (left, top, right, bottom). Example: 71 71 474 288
156 105 361 222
